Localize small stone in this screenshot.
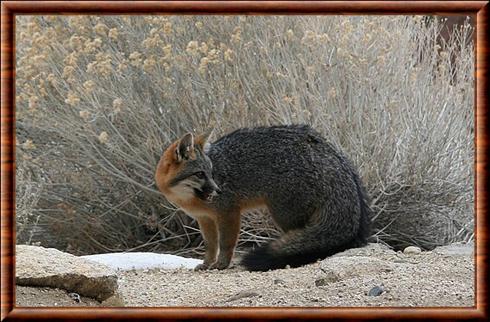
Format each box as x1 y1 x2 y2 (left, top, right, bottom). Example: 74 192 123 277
273 279 286 285
403 246 422 255
68 292 81 303
226 290 259 302
368 285 385 296
315 272 339 286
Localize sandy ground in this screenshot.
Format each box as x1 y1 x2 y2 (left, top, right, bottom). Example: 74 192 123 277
16 286 100 307
16 243 474 307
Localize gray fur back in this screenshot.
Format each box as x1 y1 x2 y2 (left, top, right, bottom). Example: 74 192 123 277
205 124 371 270
208 125 362 230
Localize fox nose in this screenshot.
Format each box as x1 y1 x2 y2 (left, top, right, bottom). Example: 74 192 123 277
209 179 221 195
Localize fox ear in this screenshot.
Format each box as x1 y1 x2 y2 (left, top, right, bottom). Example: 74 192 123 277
175 133 195 162
195 129 214 151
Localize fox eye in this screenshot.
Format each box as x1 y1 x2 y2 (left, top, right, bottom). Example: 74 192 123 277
194 171 206 179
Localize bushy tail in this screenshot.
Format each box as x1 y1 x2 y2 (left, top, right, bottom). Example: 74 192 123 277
241 179 371 271
240 227 359 271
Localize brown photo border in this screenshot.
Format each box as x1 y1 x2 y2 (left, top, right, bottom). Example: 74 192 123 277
1 1 488 321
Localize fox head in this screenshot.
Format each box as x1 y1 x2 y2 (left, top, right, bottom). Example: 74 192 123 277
155 131 221 206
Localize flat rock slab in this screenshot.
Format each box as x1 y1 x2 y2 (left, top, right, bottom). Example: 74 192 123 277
432 242 474 256
16 245 118 301
81 252 202 271
333 243 396 258
320 256 395 281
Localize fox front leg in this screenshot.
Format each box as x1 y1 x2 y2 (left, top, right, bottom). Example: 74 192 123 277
208 210 241 270
194 216 218 271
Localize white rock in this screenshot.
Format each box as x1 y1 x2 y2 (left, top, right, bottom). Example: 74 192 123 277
403 246 422 255
16 245 117 301
81 252 202 271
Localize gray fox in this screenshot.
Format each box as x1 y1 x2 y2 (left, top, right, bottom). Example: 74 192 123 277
155 125 371 271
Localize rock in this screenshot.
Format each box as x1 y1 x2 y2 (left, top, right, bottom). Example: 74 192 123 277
433 242 474 256
81 252 202 270
320 256 394 280
16 245 118 301
333 243 396 258
315 271 340 286
315 278 327 287
403 246 422 255
367 285 385 296
101 294 125 307
273 279 286 285
226 290 259 302
68 293 81 303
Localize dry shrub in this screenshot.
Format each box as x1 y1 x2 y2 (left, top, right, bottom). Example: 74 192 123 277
15 153 43 245
15 15 473 254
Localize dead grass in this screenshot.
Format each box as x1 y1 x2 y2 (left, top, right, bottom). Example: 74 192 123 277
15 15 474 254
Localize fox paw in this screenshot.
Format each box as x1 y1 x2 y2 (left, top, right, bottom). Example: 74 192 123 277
194 263 209 271
208 261 230 270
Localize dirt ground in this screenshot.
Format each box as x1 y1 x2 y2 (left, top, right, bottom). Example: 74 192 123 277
16 286 100 307
16 243 474 308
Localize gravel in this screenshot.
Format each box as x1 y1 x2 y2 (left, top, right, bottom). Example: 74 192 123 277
16 243 474 307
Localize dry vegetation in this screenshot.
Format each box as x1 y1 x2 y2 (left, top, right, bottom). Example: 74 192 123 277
15 16 474 256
